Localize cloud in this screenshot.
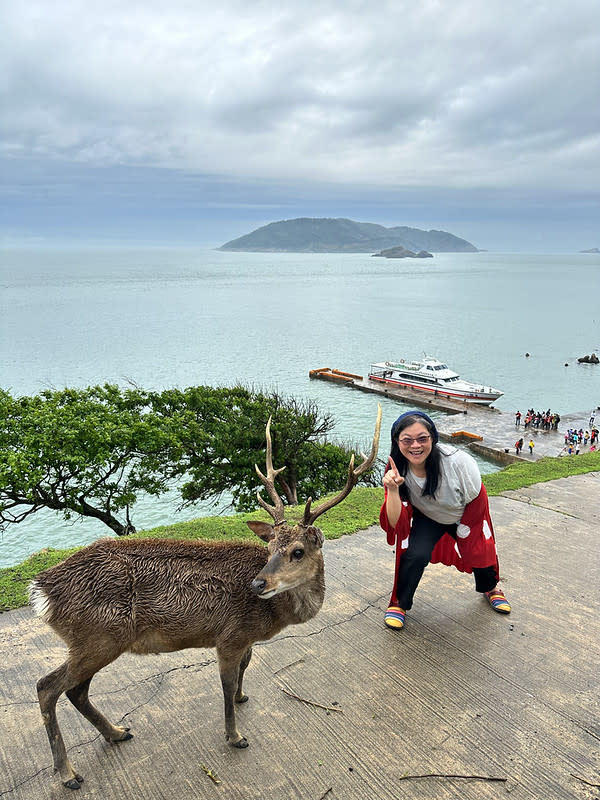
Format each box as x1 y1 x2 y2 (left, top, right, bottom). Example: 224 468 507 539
3 1 599 184
1 0 599 248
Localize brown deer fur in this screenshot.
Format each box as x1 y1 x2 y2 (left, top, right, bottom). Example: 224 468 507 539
30 407 380 790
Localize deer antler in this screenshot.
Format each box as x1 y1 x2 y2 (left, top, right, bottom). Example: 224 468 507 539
302 404 382 527
255 416 286 524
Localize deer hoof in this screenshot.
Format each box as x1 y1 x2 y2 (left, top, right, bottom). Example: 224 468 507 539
228 735 249 748
109 726 133 742
64 774 84 790
235 693 249 704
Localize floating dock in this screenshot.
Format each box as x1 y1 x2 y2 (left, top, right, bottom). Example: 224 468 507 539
309 366 494 415
309 367 362 384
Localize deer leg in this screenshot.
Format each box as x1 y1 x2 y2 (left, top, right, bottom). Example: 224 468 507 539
66 677 133 743
37 644 125 789
37 662 85 790
234 646 252 704
217 650 248 748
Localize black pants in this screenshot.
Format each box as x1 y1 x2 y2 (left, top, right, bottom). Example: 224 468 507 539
396 508 497 611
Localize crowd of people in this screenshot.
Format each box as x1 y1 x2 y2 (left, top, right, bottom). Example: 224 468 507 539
561 426 599 455
514 409 560 430
514 407 600 456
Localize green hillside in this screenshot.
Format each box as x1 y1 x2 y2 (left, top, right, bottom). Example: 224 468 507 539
219 217 478 253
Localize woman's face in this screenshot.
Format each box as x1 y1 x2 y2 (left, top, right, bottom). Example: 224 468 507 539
396 421 433 472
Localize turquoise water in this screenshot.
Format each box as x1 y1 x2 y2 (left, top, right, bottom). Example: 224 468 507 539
1 247 599 565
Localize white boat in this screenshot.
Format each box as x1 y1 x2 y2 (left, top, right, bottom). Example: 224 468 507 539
368 356 503 405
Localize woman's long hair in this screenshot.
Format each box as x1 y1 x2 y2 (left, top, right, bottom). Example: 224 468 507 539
390 413 442 498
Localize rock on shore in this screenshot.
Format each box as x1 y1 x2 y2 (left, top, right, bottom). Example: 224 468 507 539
372 246 433 259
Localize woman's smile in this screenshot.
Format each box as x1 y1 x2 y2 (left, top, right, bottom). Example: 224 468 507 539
396 422 433 474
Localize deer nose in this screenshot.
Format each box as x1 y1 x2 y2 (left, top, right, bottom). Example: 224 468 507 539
251 578 267 595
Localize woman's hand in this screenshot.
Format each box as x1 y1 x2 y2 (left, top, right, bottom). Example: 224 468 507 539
383 456 404 490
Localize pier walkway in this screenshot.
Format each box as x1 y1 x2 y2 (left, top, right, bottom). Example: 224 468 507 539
435 407 595 464
1 473 599 799
310 367 482 415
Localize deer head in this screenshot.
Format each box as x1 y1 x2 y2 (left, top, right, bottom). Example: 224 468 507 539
247 405 382 599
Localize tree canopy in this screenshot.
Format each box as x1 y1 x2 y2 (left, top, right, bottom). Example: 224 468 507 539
0 385 172 535
0 384 380 536
147 385 381 511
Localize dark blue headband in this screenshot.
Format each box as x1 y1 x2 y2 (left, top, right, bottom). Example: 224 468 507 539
391 410 439 444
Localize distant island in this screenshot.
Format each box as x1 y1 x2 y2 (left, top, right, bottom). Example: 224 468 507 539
219 217 478 253
372 246 433 259
580 247 599 253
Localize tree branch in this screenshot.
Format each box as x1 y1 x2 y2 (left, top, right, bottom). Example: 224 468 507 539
280 687 343 713
397 773 507 783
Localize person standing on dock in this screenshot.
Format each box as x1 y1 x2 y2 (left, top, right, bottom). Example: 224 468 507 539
380 411 511 631
515 410 522 426
529 439 535 455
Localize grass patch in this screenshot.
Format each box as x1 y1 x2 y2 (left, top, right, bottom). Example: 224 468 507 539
0 548 81 613
127 486 384 544
2 452 598 613
0 488 384 613
482 450 600 495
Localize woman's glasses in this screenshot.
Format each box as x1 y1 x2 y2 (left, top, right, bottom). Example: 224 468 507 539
398 435 431 447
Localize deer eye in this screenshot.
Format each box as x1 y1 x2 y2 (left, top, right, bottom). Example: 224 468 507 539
291 548 304 560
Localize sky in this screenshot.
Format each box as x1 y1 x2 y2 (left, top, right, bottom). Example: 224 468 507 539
2 0 599 252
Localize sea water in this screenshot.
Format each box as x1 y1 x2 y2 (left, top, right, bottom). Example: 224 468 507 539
1 247 599 566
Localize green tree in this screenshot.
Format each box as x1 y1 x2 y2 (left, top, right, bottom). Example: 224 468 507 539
0 385 172 535
0 384 379 537
149 385 378 512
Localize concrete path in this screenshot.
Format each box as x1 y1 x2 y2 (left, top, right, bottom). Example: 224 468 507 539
435 408 597 464
1 474 599 799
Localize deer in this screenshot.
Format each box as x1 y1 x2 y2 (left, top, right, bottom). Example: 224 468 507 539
29 406 381 789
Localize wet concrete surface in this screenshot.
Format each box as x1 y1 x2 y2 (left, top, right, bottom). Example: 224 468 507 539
1 473 599 799
435 407 597 463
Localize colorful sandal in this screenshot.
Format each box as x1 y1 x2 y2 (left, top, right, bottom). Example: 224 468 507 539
384 605 406 629
485 588 511 614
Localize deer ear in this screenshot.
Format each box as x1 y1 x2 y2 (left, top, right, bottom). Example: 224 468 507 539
306 526 324 548
246 520 275 542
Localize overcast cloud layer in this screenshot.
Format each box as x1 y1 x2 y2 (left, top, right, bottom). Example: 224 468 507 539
2 0 599 249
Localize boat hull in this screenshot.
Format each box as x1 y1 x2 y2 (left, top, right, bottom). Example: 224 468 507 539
368 372 503 405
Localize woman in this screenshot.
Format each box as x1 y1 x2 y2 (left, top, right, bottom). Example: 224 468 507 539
380 410 511 630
